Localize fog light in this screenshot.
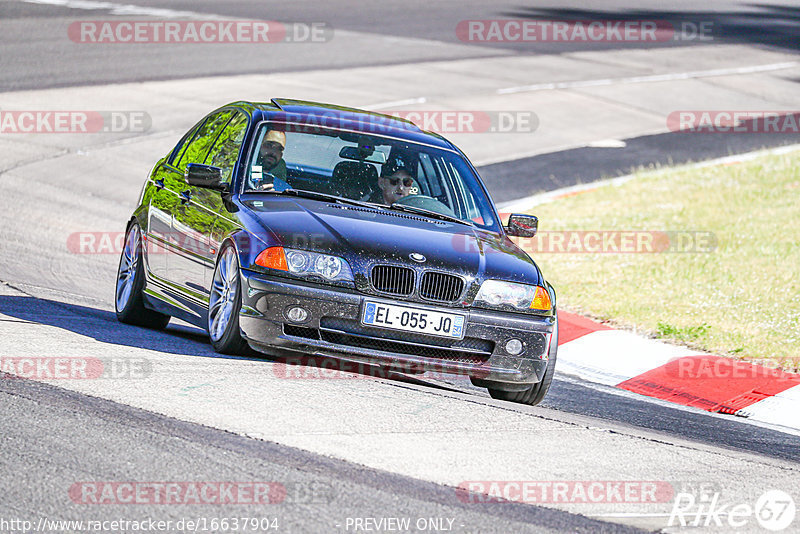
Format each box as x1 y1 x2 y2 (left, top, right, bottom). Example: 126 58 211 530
286 306 308 323
505 338 523 356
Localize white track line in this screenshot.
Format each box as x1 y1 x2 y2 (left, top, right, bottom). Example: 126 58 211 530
497 61 800 94
22 0 204 18
364 97 427 111
19 0 456 49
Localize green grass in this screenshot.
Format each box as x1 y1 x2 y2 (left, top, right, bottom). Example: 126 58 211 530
522 149 800 372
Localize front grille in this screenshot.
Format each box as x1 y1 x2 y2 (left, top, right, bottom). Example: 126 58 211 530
320 330 490 365
321 317 493 353
283 319 493 365
419 272 465 302
370 265 415 296
284 324 319 339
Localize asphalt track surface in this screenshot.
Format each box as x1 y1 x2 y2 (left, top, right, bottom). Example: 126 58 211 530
1 375 637 534
2 1 800 532
2 288 799 533
1 0 800 91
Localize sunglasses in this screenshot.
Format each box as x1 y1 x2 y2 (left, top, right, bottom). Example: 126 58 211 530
387 177 413 187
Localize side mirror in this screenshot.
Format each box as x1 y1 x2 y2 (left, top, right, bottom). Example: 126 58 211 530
185 163 226 191
506 214 538 237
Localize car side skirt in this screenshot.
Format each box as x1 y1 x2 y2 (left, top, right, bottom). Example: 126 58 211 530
141 274 208 330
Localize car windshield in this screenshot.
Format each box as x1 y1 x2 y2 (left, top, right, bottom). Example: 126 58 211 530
244 122 499 230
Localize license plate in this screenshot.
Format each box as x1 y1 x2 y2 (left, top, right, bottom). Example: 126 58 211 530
361 300 466 339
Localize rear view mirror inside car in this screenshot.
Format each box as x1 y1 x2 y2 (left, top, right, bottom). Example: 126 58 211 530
339 145 388 164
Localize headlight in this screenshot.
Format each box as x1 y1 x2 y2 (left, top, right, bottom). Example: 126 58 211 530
474 280 551 312
313 254 342 279
254 247 353 282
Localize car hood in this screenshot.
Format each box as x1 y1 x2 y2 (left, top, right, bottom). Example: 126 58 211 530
240 196 543 286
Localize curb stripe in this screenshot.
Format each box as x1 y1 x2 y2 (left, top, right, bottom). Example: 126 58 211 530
556 310 611 345
616 355 800 413
555 314 800 430
734 385 800 427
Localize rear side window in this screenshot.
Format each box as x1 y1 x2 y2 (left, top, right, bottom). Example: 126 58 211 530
205 111 248 184
176 111 234 171
168 120 203 166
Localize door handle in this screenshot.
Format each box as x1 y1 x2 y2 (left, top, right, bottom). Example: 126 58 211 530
180 190 192 204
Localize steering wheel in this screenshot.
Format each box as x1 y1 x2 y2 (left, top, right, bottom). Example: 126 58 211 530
393 194 458 218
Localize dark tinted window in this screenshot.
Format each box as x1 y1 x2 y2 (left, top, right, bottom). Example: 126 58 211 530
206 111 248 184
176 111 234 170
245 123 499 230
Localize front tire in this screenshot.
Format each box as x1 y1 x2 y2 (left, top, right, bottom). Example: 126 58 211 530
488 315 558 406
208 245 248 355
115 222 170 329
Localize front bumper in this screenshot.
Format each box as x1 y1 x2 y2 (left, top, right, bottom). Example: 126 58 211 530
239 270 554 386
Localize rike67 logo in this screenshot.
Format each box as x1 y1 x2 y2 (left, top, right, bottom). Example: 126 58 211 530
669 490 796 531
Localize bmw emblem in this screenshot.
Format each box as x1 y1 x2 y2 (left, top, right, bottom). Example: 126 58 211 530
409 253 426 263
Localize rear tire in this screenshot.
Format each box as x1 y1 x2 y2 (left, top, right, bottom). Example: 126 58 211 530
208 245 249 355
115 223 171 330
487 315 558 406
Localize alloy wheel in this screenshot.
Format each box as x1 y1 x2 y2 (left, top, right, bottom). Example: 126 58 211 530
209 247 239 341
115 225 140 312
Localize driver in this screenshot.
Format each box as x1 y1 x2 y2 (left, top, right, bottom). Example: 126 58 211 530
370 154 417 205
251 130 289 191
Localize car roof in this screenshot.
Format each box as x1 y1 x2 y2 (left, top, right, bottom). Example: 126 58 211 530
219 99 456 150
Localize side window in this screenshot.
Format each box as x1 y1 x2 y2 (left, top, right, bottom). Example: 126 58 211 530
168 120 203 166
205 111 248 184
176 111 234 171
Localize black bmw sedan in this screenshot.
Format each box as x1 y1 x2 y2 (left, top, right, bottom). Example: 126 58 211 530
115 99 558 405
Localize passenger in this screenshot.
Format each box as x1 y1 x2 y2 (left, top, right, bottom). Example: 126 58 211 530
251 130 289 191
369 154 417 205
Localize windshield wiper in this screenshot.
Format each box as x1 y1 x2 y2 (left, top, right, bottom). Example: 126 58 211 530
252 188 472 226
386 204 474 226
258 188 381 210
